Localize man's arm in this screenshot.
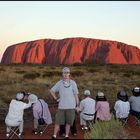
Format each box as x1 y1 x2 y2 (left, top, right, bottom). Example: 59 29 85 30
23 101 32 109
74 94 79 107
74 94 80 113
50 89 59 102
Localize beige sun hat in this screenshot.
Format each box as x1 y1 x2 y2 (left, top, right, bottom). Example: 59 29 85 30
62 67 70 73
97 91 104 97
84 90 91 96
28 94 38 103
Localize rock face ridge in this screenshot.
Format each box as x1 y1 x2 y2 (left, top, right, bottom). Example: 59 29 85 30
1 37 140 64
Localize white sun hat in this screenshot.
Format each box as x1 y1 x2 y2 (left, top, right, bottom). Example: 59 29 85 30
84 90 91 96
16 92 24 100
28 94 38 103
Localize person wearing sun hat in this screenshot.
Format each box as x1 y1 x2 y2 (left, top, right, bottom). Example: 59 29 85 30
129 87 140 119
114 90 130 123
5 92 32 138
29 94 52 135
95 91 112 121
79 90 96 130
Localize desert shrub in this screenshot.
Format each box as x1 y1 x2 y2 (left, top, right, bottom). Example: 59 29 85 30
23 72 40 80
42 71 61 77
123 73 132 77
134 71 140 75
84 117 127 139
15 70 26 74
0 68 5 72
71 71 84 77
87 68 100 73
1 93 13 104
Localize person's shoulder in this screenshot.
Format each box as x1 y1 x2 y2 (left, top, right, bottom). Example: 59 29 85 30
115 100 120 103
70 80 77 86
90 97 95 102
53 80 62 86
14 100 27 106
80 98 85 103
41 99 48 104
58 80 63 84
11 99 16 102
70 79 76 83
129 96 134 99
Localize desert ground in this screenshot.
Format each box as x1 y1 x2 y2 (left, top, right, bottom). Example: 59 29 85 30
0 64 140 139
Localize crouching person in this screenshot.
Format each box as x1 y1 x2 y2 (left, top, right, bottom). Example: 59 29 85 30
80 90 96 130
5 92 32 138
30 94 52 134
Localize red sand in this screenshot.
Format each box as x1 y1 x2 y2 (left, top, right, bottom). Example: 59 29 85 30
0 110 140 139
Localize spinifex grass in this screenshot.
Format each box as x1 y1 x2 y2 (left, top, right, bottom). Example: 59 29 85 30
84 117 127 139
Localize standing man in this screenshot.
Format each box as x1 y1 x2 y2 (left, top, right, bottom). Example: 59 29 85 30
50 67 79 139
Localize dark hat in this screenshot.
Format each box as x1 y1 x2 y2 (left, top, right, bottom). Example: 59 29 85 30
120 90 126 96
117 90 128 102
132 87 140 94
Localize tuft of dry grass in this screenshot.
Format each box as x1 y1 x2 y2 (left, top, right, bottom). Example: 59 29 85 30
84 117 130 139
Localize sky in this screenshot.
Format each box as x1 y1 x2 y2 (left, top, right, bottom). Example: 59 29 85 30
0 1 140 61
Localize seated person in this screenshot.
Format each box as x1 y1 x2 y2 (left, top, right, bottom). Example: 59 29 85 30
95 91 112 121
114 90 130 124
30 95 52 134
129 87 140 122
80 90 96 130
5 92 32 138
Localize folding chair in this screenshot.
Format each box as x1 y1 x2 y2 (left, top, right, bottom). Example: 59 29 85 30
119 117 128 126
81 119 94 131
38 124 49 136
132 115 140 126
130 110 140 126
6 126 19 139
86 120 94 130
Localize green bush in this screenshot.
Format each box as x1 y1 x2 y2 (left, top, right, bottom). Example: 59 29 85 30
71 71 84 77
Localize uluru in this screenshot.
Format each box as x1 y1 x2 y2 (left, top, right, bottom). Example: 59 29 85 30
1 37 140 64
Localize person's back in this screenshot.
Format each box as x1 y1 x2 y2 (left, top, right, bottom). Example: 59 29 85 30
114 100 130 119
33 99 52 125
5 99 30 126
129 96 140 112
95 92 111 121
96 101 111 120
129 87 140 118
80 97 96 115
5 92 32 138
80 90 96 130
113 90 130 126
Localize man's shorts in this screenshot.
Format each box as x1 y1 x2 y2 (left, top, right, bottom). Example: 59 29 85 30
55 109 75 125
